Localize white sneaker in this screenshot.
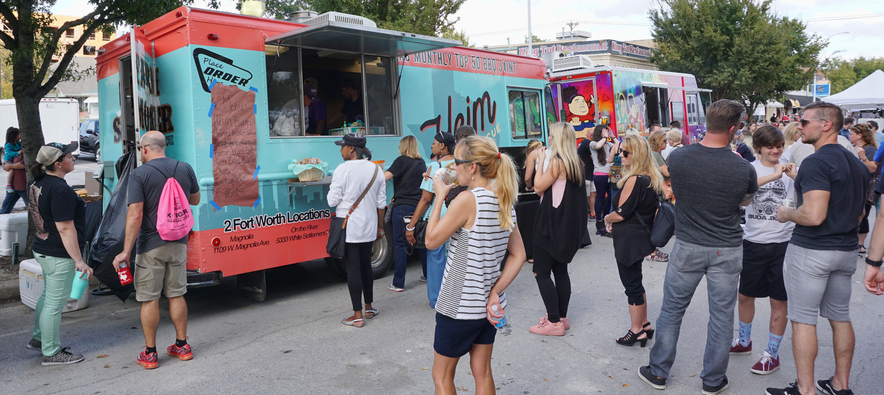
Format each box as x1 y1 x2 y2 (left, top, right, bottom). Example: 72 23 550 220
387 284 404 292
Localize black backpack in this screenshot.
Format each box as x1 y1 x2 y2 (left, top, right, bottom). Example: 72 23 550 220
637 196 676 248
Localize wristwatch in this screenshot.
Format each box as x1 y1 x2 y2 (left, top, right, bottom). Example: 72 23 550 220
865 257 883 267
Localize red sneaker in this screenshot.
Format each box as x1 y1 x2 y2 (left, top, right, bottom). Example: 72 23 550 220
750 351 780 375
137 349 159 369
167 343 193 361
730 338 752 354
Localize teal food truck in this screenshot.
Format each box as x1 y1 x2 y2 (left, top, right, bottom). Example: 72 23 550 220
96 7 551 299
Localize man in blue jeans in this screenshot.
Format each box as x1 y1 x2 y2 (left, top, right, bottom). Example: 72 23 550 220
638 100 758 395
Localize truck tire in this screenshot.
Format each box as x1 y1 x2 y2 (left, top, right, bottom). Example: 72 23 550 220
324 220 394 280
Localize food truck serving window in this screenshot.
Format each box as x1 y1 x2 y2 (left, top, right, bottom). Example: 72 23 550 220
509 89 542 139
267 47 397 138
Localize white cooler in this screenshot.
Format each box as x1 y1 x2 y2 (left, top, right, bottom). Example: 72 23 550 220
0 212 28 256
19 258 90 313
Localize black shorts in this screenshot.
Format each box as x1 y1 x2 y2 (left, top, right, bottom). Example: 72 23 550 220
739 240 788 301
434 312 496 358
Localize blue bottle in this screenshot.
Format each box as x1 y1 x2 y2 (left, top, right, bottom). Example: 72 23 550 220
491 305 508 329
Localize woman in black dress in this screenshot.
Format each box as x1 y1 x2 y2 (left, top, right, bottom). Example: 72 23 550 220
603 134 664 347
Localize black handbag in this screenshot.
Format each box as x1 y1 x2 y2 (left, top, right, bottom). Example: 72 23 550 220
327 166 379 259
637 196 677 248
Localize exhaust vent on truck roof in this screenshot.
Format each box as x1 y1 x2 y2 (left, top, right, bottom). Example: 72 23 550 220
552 55 595 72
304 12 377 28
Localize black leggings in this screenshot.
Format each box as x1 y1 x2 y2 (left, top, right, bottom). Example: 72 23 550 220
345 242 374 312
533 247 571 322
617 258 645 306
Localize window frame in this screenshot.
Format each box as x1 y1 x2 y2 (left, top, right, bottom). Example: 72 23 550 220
507 87 544 140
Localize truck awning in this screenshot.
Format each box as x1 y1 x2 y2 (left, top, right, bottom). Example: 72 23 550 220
265 21 460 57
641 81 712 93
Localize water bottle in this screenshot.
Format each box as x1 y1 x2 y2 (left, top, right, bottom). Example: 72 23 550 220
491 305 508 329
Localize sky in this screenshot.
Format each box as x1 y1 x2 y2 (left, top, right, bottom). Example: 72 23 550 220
50 0 882 61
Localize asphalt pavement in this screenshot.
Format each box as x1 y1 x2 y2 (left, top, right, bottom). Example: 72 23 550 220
1 225 882 394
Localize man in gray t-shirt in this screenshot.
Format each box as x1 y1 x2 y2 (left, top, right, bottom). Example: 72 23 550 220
113 131 200 369
638 100 758 394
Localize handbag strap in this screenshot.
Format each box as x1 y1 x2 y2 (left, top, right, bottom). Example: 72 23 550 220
635 193 664 235
342 164 379 228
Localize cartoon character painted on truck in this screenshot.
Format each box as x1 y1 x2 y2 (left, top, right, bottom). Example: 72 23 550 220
95 7 550 299
549 63 708 142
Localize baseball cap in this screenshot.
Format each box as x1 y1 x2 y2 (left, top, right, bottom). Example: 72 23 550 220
303 83 319 101
334 132 366 148
434 131 455 147
36 142 78 166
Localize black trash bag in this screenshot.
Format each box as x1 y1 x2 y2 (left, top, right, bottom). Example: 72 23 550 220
87 150 137 301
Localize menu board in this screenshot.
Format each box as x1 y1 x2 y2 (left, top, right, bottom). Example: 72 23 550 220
211 83 259 208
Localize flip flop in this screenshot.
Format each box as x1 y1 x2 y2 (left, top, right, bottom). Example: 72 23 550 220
365 308 379 319
342 317 364 327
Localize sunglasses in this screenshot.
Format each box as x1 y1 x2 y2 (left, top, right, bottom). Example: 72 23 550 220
454 158 472 165
799 118 827 127
618 149 630 158
136 144 152 150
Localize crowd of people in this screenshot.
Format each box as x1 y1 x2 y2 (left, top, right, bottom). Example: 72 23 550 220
19 99 884 395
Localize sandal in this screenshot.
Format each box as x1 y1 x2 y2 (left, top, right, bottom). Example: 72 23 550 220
859 245 867 255
342 317 365 327
616 329 648 347
365 308 379 319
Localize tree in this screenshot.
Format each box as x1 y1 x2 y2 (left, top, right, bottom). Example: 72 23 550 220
524 34 545 44
823 57 884 94
266 0 465 37
441 27 471 47
648 0 823 115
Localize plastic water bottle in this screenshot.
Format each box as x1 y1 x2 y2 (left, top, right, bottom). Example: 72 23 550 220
491 305 508 329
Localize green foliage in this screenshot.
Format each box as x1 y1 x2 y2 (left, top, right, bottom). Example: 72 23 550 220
524 34 545 44
648 0 823 114
823 57 884 94
441 27 470 47
266 0 465 37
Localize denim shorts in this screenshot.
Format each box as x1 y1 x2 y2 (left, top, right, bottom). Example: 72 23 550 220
783 243 857 325
434 312 496 358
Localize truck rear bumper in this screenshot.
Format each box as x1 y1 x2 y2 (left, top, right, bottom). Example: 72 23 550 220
186 270 221 288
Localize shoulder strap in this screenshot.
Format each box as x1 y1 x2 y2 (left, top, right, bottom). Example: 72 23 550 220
402 158 422 180
344 164 379 223
144 160 178 180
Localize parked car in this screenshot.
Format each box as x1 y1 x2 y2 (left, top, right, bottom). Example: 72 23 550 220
79 119 99 160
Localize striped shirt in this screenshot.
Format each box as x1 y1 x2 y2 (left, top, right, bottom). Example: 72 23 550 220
436 188 515 320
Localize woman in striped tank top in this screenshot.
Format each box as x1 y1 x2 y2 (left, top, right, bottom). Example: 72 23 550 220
424 136 526 395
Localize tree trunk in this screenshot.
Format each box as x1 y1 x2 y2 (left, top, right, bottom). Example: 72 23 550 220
14 95 44 258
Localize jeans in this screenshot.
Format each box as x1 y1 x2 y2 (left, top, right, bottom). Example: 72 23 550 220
0 189 26 214
532 246 571 322
426 242 448 308
32 254 76 357
592 175 612 218
345 242 374 312
649 239 742 387
391 204 427 289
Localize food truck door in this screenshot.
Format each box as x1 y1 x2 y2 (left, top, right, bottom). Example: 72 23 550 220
118 28 160 163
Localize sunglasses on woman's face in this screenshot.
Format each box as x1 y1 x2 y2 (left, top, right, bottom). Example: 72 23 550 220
454 158 472 166
618 149 630 158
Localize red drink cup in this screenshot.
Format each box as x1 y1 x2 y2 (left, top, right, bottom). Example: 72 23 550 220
118 263 133 285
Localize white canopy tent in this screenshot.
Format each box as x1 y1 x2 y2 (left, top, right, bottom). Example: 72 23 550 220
825 69 884 109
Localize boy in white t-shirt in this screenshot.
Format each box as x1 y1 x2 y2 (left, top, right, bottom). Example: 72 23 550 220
730 125 798 375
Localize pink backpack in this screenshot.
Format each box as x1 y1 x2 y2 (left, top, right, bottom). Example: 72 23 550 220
149 162 194 241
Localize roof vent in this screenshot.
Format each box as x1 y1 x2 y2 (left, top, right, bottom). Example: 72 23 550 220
552 55 594 72
286 10 318 23
304 12 377 28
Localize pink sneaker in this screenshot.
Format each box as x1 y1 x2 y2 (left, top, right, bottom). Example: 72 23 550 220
529 319 565 336
730 338 752 354
750 351 780 375
539 314 570 330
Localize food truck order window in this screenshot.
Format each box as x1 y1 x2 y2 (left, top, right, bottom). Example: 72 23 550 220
266 47 398 138
508 89 543 140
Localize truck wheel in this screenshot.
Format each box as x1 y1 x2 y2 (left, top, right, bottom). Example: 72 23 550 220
370 220 394 279
324 257 346 280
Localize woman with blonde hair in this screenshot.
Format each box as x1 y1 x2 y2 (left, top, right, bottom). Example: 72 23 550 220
384 135 428 291
604 135 663 347
424 136 526 395
528 122 588 336
782 122 800 148
523 139 544 190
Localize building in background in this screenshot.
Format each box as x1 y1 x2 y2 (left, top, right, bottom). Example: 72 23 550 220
486 31 658 71
1 13 116 60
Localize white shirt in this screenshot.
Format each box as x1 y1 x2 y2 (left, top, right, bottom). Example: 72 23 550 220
781 136 857 167
661 144 674 160
744 160 795 243
327 159 387 243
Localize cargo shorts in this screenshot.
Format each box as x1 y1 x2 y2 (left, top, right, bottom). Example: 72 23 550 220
134 242 188 302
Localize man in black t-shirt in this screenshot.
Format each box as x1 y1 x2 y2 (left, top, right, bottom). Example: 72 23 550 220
638 100 758 395
113 131 200 370
767 102 869 395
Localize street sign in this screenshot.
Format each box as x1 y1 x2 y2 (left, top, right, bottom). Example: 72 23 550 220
814 84 830 97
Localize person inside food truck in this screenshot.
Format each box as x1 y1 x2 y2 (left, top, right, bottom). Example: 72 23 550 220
303 82 327 136
340 79 364 125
